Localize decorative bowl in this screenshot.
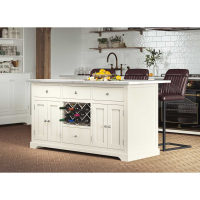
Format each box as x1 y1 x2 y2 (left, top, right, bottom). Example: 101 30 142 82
93 74 111 79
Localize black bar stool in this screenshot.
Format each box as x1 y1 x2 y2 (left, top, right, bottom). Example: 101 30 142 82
124 69 149 80
90 68 116 77
159 69 191 151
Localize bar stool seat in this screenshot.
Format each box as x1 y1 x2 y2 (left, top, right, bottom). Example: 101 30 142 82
159 94 185 101
159 69 192 151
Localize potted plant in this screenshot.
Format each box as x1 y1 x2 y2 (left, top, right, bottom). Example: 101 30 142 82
110 35 121 48
97 38 108 48
145 48 162 76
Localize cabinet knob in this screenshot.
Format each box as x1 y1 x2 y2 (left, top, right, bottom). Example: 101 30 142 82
47 120 50 122
46 90 48 93
75 91 77 94
104 125 107 128
106 93 109 96
108 125 111 128
74 135 77 137
44 120 47 122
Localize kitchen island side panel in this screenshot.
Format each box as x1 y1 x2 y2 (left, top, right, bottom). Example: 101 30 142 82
127 84 159 161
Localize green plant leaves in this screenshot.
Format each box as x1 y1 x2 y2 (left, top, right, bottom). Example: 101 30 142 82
145 48 162 68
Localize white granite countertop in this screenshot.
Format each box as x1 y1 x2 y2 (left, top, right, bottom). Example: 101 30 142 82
27 79 170 85
60 75 200 81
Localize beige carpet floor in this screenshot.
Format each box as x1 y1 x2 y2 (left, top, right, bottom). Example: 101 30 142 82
0 124 200 172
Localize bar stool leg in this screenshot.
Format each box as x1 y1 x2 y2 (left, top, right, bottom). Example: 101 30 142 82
162 101 166 151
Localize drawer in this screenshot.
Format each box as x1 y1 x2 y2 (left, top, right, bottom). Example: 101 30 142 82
34 85 61 98
62 86 91 100
92 87 124 102
62 126 91 146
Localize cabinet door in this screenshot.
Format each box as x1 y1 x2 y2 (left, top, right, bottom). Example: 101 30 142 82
47 101 61 142
0 79 12 115
107 105 124 150
92 104 107 148
34 101 48 141
13 79 29 113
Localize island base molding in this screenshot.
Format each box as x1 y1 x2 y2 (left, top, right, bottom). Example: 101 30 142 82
30 142 160 162
0 115 31 125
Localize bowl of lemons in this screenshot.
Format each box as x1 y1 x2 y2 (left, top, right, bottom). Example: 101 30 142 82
93 69 112 79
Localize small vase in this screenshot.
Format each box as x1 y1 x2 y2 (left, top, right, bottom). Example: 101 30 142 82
153 63 159 77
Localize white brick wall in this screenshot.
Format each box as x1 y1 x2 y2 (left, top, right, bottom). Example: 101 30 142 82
81 28 200 76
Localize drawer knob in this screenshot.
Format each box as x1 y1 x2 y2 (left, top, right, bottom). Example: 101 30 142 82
75 91 77 94
46 90 48 93
74 135 77 137
104 125 107 128
108 125 111 128
47 120 50 122
106 93 109 96
44 120 47 122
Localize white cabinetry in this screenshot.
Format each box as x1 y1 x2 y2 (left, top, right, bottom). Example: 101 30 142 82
0 74 31 125
0 79 12 115
92 104 124 150
30 83 160 162
34 100 61 142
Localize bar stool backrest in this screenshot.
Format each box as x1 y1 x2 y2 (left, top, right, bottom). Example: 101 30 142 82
124 69 149 80
90 68 116 77
160 69 189 96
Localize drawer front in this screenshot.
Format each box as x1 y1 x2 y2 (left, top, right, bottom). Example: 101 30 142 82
34 85 61 98
92 87 124 102
62 86 91 100
62 126 91 146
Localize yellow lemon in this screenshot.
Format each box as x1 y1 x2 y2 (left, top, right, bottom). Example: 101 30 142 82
116 76 121 81
99 69 106 73
105 71 111 74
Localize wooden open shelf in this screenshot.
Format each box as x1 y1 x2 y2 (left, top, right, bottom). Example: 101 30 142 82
89 47 145 53
89 29 145 37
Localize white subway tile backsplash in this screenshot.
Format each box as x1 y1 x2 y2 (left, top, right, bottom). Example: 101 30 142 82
153 37 162 42
157 42 165 48
81 28 200 75
162 36 170 41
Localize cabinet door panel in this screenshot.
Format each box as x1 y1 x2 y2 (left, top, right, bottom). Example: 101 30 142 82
47 101 61 142
13 79 29 113
35 101 48 141
0 79 12 115
108 105 124 150
92 104 107 148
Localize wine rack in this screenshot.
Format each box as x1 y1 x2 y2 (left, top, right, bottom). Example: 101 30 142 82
60 102 91 126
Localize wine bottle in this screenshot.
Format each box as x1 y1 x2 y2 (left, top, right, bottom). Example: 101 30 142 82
79 110 85 118
69 111 75 118
59 104 71 110
84 105 90 113
74 117 81 124
74 114 80 117
84 117 90 125
59 116 71 122
74 105 81 113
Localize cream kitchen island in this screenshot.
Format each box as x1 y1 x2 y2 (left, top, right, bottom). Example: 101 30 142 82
28 79 170 162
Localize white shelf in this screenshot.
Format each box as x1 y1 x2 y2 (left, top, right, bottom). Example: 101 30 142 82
0 55 23 58
0 38 23 41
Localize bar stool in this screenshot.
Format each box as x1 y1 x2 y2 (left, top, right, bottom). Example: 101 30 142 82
124 69 149 80
90 68 116 77
159 69 191 151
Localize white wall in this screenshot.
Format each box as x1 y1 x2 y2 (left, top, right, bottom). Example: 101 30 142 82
81 28 200 75
50 28 200 77
24 28 36 78
51 28 82 78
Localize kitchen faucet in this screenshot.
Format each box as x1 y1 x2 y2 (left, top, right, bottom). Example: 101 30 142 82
107 52 118 69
